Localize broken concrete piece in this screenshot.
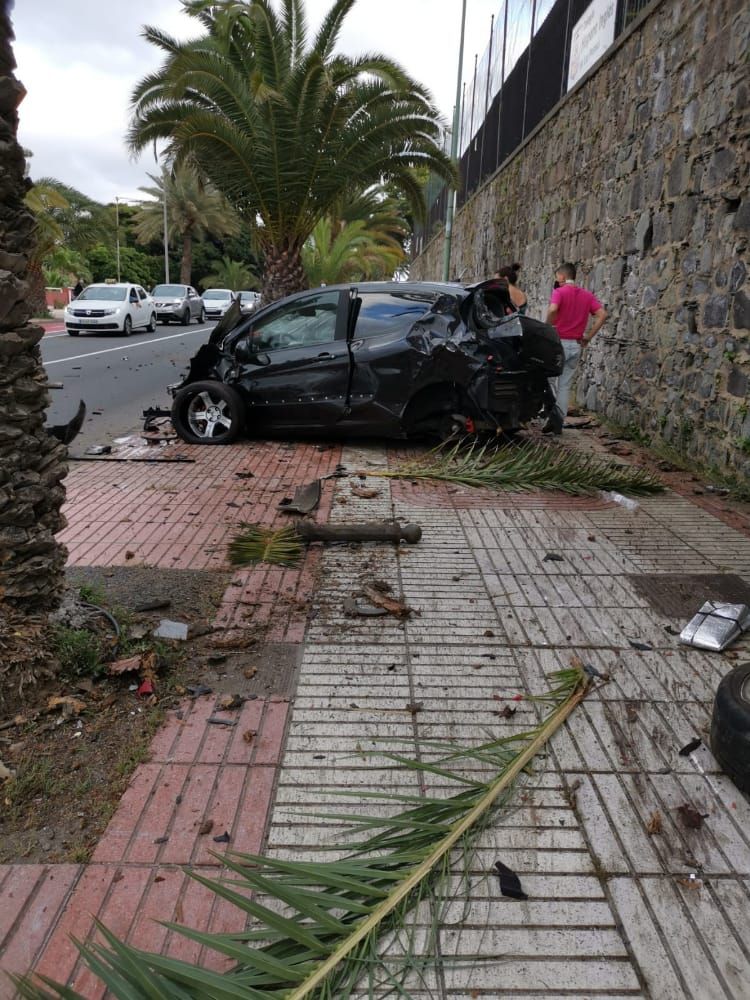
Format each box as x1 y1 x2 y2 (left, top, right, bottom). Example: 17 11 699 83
153 619 189 640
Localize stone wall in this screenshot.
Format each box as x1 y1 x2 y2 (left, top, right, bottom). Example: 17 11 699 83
411 0 749 481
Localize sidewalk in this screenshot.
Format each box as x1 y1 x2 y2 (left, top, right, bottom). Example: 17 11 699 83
2 432 750 998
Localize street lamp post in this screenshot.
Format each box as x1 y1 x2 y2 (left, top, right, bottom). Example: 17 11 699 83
442 0 468 282
162 167 170 284
115 196 121 282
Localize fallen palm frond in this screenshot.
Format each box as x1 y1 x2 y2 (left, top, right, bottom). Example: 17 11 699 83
229 524 304 567
15 666 589 999
374 439 663 496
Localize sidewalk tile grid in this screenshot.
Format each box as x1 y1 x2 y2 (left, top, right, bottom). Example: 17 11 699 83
263 445 750 999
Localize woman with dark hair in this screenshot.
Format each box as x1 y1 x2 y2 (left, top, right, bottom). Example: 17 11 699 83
495 263 527 314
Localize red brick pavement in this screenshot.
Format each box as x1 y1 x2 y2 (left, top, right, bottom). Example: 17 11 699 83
1 440 339 996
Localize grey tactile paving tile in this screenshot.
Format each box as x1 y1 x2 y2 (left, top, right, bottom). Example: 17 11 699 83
266 445 750 999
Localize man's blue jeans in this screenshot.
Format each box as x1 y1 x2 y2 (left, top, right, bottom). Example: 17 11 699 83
549 338 582 421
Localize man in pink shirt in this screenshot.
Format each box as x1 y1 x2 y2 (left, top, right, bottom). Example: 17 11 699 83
543 262 607 434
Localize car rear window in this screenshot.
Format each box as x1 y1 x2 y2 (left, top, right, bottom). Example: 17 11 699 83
355 291 435 338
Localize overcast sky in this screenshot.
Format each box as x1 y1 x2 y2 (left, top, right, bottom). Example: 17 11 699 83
12 0 502 204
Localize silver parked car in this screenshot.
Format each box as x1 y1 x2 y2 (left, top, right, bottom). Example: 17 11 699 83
152 284 206 325
238 290 261 315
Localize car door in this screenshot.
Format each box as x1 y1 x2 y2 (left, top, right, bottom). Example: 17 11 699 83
233 288 351 430
345 288 441 430
128 286 142 326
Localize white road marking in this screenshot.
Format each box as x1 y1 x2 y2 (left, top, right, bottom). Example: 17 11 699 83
44 326 214 365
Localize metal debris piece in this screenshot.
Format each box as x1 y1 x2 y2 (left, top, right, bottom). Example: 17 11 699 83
678 737 702 757
47 399 86 445
187 684 213 697
213 831 231 843
343 597 388 618
277 479 322 514
494 860 527 900
85 444 112 455
628 640 653 652
679 601 750 652
543 552 564 562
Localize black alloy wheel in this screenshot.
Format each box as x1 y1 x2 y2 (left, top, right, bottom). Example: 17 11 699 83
171 380 244 445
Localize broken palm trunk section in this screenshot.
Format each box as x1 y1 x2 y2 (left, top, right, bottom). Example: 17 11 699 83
228 520 422 567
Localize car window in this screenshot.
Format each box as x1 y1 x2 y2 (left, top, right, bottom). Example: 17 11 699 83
129 288 139 303
138 288 148 301
248 290 341 352
354 291 436 338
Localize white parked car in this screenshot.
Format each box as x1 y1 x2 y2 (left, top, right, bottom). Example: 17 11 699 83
201 288 237 319
65 283 157 337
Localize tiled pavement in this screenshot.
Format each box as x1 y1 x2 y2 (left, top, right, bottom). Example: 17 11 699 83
3 438 750 997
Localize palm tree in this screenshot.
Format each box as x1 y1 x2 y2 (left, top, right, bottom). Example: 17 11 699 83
201 255 258 290
24 178 113 314
0 12 68 611
302 216 405 285
127 0 455 302
132 164 239 284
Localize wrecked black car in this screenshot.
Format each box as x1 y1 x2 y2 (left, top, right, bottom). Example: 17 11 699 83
167 280 564 444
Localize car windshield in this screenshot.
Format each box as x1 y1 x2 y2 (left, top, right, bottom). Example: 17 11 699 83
153 285 186 296
203 290 232 300
239 291 257 300
77 286 126 301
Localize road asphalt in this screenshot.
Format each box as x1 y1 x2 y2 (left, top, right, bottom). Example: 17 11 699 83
40 321 215 452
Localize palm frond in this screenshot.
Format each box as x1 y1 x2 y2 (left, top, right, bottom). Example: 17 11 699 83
15 666 589 999
228 525 303 566
375 439 664 497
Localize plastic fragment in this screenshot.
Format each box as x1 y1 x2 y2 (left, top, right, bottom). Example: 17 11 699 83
494 860 527 900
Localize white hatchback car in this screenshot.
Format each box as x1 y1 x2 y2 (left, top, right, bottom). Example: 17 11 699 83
201 288 237 319
65 283 157 336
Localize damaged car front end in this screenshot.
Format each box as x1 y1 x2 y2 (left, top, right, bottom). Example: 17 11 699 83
166 281 563 445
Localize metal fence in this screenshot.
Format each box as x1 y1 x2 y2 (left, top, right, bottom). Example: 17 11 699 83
414 0 655 252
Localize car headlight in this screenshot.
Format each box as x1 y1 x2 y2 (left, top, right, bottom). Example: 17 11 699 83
102 308 117 316
173 298 182 304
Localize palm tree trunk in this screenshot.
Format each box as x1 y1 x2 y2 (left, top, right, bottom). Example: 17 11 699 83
0 11 68 611
180 230 192 285
26 258 47 316
262 241 306 303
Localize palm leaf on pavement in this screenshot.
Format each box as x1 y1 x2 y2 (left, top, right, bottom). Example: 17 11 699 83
375 438 663 496
14 666 589 999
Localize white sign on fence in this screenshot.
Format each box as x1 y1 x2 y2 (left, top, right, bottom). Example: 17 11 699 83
567 0 617 90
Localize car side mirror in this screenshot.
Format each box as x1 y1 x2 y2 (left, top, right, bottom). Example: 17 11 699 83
235 340 271 366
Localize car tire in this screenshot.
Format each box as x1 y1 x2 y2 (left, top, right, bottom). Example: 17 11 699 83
181 308 190 326
122 316 132 337
147 312 157 333
171 380 244 446
199 307 206 323
710 662 750 794
67 328 79 337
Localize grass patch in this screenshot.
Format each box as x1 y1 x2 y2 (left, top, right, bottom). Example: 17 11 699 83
51 625 105 679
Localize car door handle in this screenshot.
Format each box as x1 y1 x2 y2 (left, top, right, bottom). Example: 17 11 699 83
316 352 335 360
